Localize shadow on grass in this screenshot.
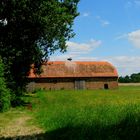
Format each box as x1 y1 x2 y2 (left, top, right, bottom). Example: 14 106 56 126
1 113 140 140
11 94 35 109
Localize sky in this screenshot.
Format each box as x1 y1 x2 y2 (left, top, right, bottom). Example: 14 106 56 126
51 0 140 76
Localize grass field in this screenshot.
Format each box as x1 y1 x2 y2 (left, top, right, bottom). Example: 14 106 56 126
31 86 140 140
1 86 140 139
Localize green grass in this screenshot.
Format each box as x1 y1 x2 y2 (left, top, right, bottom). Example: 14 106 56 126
30 86 140 140
1 86 140 139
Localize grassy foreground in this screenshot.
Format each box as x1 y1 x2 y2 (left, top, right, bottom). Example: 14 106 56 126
1 86 140 139
31 86 140 140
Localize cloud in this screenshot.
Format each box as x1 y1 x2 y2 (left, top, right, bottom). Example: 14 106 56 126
128 30 140 48
82 12 90 17
50 39 102 61
96 16 110 27
105 56 140 68
67 40 102 53
101 21 110 26
115 34 128 40
116 29 140 48
50 54 77 61
105 56 140 76
74 56 99 61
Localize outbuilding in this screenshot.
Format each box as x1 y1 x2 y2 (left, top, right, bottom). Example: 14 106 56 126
27 61 118 90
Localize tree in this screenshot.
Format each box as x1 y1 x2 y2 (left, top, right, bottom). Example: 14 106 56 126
0 58 10 112
130 73 140 82
118 75 130 83
118 73 140 83
0 0 79 102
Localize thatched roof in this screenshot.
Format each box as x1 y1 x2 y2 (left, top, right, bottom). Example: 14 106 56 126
28 61 118 78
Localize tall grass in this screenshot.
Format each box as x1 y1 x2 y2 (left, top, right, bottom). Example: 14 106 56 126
32 86 140 140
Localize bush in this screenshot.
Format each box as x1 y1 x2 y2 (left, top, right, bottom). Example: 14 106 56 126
0 58 11 112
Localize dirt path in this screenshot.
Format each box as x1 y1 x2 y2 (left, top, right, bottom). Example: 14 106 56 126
0 113 44 139
119 83 140 86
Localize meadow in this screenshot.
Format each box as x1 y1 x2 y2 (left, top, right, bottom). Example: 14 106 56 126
1 86 140 139
32 86 140 140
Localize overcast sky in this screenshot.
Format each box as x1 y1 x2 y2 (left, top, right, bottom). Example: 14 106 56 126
50 0 140 76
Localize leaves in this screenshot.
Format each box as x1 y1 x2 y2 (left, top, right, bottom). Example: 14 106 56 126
0 0 79 100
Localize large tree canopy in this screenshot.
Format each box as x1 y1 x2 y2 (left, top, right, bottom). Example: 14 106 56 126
0 0 79 96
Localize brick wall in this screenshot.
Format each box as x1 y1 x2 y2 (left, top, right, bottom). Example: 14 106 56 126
86 77 118 89
86 81 118 89
27 77 118 91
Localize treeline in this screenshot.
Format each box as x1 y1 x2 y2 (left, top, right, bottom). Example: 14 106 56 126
119 73 140 83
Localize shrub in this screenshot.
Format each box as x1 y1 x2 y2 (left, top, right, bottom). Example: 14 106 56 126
0 58 11 112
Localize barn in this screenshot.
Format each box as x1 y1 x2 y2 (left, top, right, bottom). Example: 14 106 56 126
27 61 118 90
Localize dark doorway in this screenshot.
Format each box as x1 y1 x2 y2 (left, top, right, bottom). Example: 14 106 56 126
104 84 109 89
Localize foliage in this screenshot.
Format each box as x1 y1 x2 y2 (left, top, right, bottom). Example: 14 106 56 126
0 0 79 102
119 75 131 83
0 58 10 112
30 87 140 140
119 73 140 83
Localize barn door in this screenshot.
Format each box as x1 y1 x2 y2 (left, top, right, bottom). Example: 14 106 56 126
75 80 85 90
